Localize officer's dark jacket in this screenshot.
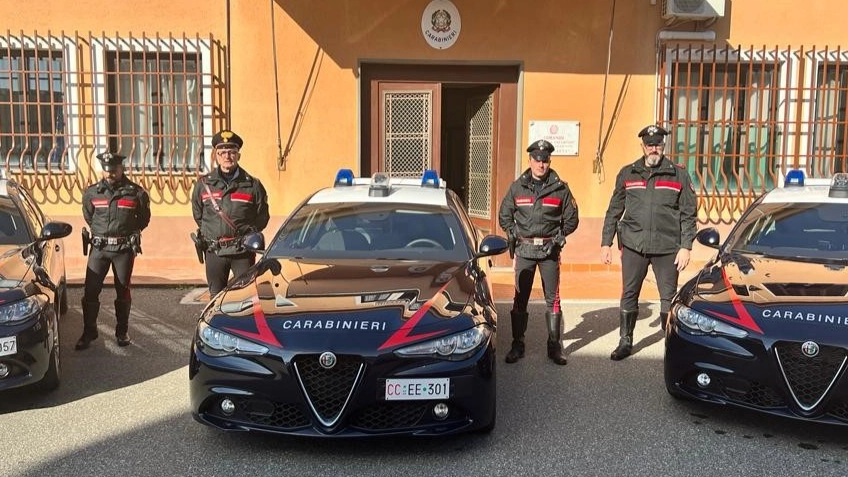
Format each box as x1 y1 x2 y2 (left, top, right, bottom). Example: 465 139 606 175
601 156 697 254
191 166 270 254
498 168 579 241
82 176 151 252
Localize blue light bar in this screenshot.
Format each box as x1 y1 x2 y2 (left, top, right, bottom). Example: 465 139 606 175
421 169 440 188
334 168 354 187
784 169 805 187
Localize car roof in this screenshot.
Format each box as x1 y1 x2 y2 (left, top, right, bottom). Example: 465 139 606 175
762 180 848 204
307 176 450 207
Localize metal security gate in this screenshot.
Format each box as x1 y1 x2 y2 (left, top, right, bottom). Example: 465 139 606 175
378 82 441 176
466 93 494 220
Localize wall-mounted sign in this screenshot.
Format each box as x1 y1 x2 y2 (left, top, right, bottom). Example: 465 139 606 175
421 0 461 50
528 120 580 156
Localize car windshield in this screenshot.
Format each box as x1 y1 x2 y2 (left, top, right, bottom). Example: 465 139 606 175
727 201 848 261
265 202 472 261
0 198 31 245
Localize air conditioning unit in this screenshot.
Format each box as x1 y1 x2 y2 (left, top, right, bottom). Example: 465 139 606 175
662 0 726 20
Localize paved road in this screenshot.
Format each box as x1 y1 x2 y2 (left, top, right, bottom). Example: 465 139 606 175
1 287 846 477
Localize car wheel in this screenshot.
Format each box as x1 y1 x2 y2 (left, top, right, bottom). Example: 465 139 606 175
35 318 61 392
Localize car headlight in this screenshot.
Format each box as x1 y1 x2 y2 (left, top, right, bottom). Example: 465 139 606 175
394 325 491 361
196 321 269 357
673 304 748 339
0 296 42 324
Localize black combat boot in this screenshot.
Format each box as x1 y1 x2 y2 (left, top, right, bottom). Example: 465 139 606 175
610 309 638 361
75 299 100 350
659 311 669 332
545 311 567 365
504 311 528 363
114 299 132 347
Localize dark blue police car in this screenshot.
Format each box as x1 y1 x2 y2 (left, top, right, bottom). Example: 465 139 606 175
665 171 848 425
189 170 508 436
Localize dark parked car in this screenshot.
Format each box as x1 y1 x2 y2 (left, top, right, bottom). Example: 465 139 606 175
190 170 508 436
0 177 73 392
665 170 848 425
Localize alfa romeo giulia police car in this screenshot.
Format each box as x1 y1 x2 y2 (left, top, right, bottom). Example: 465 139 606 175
665 170 848 425
189 170 508 436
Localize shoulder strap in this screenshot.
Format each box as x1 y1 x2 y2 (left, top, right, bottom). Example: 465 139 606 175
201 180 239 232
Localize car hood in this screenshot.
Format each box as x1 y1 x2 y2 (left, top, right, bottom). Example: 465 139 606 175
207 258 486 352
687 254 848 340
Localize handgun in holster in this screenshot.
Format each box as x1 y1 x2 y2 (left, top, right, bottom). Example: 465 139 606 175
190 230 206 264
508 232 517 259
81 227 91 256
129 232 142 255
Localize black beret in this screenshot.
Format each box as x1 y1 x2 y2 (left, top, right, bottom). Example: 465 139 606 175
526 139 555 160
638 125 669 146
96 152 126 171
212 130 244 149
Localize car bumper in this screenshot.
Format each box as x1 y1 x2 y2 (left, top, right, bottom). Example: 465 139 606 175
664 321 848 426
189 338 496 436
0 311 53 391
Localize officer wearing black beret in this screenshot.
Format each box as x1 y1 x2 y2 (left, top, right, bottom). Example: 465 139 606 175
600 124 697 360
191 129 270 296
77 151 151 350
498 139 579 365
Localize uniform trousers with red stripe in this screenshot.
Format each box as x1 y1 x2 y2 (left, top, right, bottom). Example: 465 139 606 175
512 253 561 314
204 250 256 296
620 246 679 313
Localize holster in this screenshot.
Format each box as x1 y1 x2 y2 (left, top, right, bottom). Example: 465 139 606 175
508 233 517 259
129 233 142 255
81 227 90 256
190 231 206 264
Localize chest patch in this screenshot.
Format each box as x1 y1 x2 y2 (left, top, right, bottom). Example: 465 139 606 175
624 180 647 189
91 199 109 208
541 197 561 207
231 192 253 203
654 180 682 192
117 198 137 209
201 191 224 201
515 196 534 207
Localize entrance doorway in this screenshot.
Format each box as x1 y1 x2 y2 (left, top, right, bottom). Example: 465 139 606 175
360 63 519 261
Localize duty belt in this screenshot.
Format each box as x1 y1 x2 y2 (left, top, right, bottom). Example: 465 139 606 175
92 235 129 245
214 236 241 247
519 237 553 246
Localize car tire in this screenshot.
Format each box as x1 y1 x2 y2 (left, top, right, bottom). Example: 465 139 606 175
58 282 68 316
35 317 61 392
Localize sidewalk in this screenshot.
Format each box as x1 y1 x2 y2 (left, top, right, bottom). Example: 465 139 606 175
66 256 704 301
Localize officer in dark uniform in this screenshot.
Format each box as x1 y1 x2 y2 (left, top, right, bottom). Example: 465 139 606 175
600 125 697 360
498 139 580 365
76 152 151 350
191 130 270 296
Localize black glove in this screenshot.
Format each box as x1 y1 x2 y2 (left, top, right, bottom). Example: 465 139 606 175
554 230 565 248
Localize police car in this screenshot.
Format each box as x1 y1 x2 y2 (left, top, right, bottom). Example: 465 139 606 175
665 171 848 425
0 176 72 393
189 170 508 436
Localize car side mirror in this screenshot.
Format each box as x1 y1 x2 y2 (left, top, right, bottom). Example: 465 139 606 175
696 228 720 249
243 232 266 254
475 234 509 258
39 221 73 241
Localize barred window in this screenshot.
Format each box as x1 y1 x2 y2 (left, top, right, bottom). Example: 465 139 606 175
810 62 848 176
0 45 69 171
93 36 214 174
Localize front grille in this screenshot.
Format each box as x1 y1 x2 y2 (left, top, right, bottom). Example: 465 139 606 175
350 402 429 431
828 400 848 422
763 283 848 297
775 342 848 411
722 378 785 408
210 397 310 429
293 355 363 427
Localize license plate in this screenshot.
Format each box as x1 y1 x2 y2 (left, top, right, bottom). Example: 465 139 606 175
533 238 544 246
0 336 16 357
385 378 450 401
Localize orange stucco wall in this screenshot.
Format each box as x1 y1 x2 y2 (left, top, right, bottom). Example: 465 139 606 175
3 0 847 280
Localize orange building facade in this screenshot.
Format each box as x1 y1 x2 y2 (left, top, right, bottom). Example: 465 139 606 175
1 0 847 279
